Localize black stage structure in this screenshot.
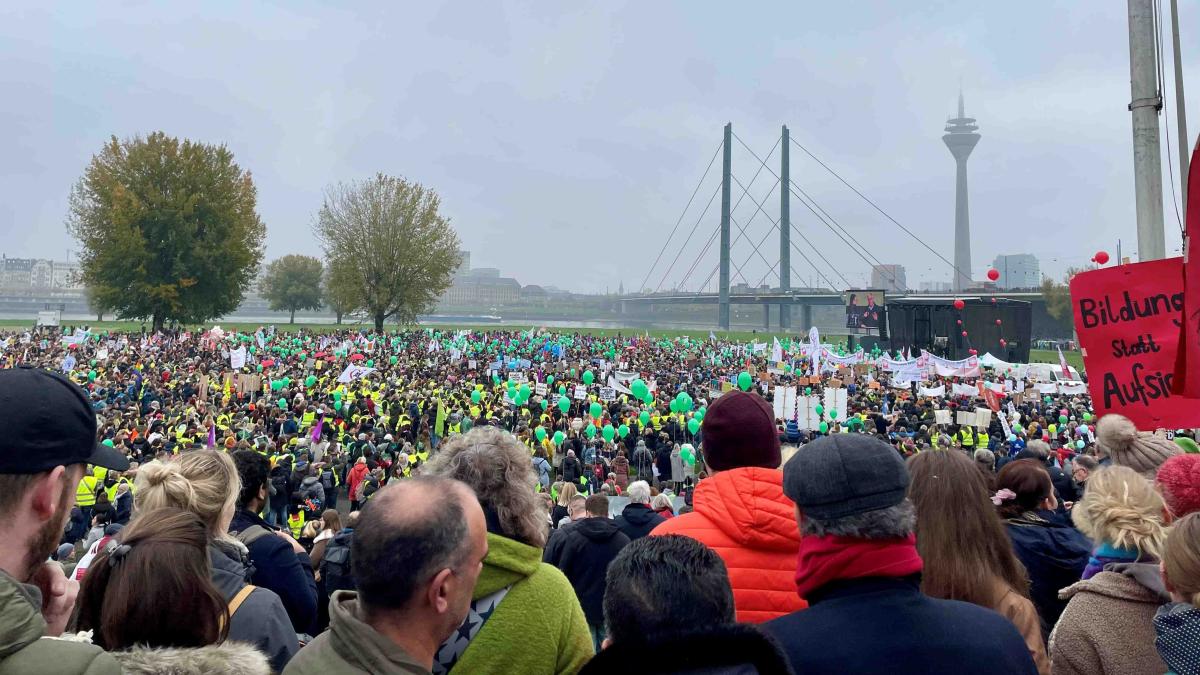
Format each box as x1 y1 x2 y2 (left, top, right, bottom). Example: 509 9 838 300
885 297 1032 362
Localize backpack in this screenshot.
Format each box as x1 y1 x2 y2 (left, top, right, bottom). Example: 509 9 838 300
270 473 289 500
234 524 273 548
320 468 334 490
321 532 354 594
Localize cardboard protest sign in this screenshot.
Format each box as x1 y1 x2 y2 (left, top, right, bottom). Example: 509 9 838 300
573 385 588 400
934 410 952 426
1070 257 1200 429
599 387 616 401
535 382 547 397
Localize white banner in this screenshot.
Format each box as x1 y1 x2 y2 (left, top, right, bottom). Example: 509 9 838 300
1058 382 1088 396
952 383 979 398
919 385 945 398
230 346 247 370
982 381 1006 393
337 365 377 383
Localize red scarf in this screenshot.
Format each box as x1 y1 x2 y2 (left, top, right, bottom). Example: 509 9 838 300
794 534 923 600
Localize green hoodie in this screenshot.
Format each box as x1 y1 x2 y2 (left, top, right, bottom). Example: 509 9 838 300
454 533 593 675
0 569 120 675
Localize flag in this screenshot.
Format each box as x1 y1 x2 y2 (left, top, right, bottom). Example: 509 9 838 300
1057 347 1073 380
808 326 821 376
771 337 784 363
311 417 324 443
207 424 216 449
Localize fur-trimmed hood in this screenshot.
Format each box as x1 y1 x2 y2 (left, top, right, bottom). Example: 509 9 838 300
113 641 270 675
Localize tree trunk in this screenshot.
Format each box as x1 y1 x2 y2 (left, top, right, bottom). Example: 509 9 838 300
289 308 296 324
335 311 343 325
96 311 104 322
374 312 386 334
152 312 164 333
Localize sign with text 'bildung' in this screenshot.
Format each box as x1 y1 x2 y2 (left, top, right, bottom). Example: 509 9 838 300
1070 257 1200 430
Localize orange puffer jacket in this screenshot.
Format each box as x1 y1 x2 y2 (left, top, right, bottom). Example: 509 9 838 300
651 467 806 623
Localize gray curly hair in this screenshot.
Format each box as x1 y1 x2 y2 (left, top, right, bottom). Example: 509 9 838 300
424 426 547 548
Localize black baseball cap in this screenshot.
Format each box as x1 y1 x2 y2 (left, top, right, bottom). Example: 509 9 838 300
0 366 130 474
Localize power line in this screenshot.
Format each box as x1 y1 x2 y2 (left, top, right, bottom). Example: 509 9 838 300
638 140 724 293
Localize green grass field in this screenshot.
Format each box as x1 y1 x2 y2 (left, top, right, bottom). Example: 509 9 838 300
1029 348 1084 372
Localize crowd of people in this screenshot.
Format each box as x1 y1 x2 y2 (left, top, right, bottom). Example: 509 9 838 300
0 324 1198 674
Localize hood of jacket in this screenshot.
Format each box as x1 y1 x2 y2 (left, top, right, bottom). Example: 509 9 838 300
575 516 624 542
0 570 45 660
1155 601 1200 673
474 533 541 599
692 467 799 552
301 476 320 488
1059 561 1171 604
348 464 369 480
618 503 660 528
209 540 253 597
322 591 429 673
114 642 270 675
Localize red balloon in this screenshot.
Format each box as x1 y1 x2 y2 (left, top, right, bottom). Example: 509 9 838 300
999 339 1007 347
995 319 1002 326
956 319 962 325
961 331 968 337
1094 251 1110 265
968 348 978 356
987 269 1000 281
990 297 997 304
953 299 965 310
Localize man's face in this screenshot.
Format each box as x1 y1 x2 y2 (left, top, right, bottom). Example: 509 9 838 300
447 497 488 630
1072 466 1089 483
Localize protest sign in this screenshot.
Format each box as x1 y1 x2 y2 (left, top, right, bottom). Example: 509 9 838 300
599 387 617 401
934 410 952 426
535 382 547 397
956 410 973 426
983 389 1001 412
573 385 587 400
1070 257 1200 429
230 346 247 370
337 365 376 383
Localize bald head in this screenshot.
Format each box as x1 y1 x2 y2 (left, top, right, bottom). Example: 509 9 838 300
352 477 480 613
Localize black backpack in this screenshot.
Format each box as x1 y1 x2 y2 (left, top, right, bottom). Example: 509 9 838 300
320 469 334 490
270 472 289 500
321 531 354 594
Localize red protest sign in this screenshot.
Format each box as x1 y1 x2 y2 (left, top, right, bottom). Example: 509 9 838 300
983 388 1001 413
1173 138 1200 397
1071 257 1200 430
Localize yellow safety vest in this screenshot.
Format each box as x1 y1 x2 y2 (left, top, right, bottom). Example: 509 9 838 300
288 511 305 538
75 476 99 507
104 477 133 502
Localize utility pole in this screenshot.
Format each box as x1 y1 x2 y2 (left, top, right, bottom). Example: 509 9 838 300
780 125 791 330
1127 0 1166 260
718 123 732 330
1169 0 1189 214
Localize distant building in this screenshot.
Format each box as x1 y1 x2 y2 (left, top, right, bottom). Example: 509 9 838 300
870 264 907 293
1 256 84 291
991 254 1040 289
440 277 521 307
918 280 953 293
467 267 501 279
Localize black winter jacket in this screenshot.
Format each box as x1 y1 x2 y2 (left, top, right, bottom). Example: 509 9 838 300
614 503 665 541
543 517 630 625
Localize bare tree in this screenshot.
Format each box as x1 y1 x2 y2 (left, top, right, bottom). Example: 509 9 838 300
314 174 460 333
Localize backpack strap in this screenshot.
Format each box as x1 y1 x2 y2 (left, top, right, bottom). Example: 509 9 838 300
229 584 256 617
234 524 273 548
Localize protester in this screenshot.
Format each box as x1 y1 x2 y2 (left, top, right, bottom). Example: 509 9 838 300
650 493 675 520
764 434 1037 674
135 450 297 672
1050 466 1170 675
1096 414 1180 478
424 427 593 673
1070 455 1098 496
552 482 578 529
544 494 631 651
614 481 664 541
651 390 805 623
907 450 1049 674
74 506 271 674
1155 512 1200 674
1155 454 1200 519
230 449 318 634
0 368 126 673
284 477 487 675
582 534 792 674
994 458 1091 638
544 495 589 562
310 509 342 570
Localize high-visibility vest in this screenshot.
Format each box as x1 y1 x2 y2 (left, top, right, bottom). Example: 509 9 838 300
960 428 976 448
105 477 133 502
75 476 99 507
287 511 305 538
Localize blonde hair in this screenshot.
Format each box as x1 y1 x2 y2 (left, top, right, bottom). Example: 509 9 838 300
1072 465 1167 560
1164 513 1200 607
557 481 578 507
134 450 241 542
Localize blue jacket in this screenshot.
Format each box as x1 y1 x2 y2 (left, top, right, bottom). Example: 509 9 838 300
764 576 1036 675
229 508 317 634
1003 511 1090 638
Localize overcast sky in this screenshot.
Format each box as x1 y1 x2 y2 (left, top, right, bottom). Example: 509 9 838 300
1 1 1196 293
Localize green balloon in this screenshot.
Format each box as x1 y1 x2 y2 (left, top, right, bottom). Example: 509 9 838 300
815 404 824 416
804 387 812 396
737 371 753 391
278 398 288 410
547 375 555 386
618 424 629 439
639 411 651 426
305 375 317 387
602 424 615 442
570 368 577 377
558 385 567 395
271 380 283 391
1082 412 1092 422
535 427 547 442
642 392 654 405
281 377 291 388
540 399 548 411
332 391 342 401
1059 415 1068 425
390 355 398 365
669 399 679 413
819 422 829 434
87 370 96 382
631 379 649 400
829 409 838 419
553 431 566 446
366 360 373 368
687 418 700 434
558 396 571 413
102 438 114 448
471 390 482 404
589 402 603 418
584 424 597 438
582 370 594 385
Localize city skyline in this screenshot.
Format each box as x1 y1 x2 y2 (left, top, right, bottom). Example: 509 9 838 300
0 2 1193 294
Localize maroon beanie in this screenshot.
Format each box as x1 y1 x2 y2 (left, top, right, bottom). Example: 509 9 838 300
701 390 781 471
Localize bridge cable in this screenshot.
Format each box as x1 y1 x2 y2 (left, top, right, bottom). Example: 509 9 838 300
638 139 723 293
